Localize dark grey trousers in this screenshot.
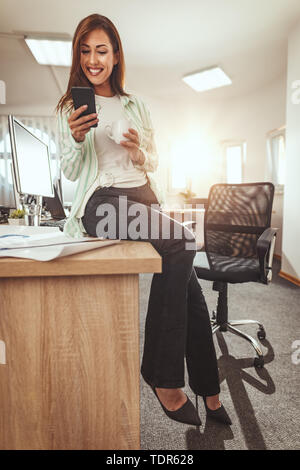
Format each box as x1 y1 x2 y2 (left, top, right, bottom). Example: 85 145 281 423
81 182 220 396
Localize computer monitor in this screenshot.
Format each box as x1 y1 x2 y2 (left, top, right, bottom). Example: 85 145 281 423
8 115 54 198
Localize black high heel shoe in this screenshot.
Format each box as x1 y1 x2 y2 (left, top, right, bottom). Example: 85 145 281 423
202 396 232 425
145 379 202 426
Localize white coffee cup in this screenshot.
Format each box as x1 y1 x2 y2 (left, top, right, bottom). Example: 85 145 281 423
105 119 132 145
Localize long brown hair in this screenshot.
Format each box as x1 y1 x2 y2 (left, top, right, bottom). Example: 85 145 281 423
56 14 129 114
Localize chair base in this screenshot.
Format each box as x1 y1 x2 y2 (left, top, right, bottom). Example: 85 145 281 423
211 316 266 368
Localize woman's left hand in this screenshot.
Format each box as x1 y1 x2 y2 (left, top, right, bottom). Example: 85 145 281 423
120 128 145 165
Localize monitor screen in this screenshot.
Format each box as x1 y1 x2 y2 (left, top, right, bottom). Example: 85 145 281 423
8 116 54 198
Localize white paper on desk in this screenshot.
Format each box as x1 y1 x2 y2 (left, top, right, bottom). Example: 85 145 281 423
0 239 120 261
0 231 102 250
0 225 60 236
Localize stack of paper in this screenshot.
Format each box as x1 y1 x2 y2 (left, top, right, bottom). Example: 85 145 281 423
0 226 120 261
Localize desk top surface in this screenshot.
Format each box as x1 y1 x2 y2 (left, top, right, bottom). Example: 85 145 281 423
0 241 161 278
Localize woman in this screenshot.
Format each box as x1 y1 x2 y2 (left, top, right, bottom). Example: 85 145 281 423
56 13 231 426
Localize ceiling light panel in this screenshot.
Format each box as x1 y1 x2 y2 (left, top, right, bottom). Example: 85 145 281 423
183 66 232 92
25 38 72 66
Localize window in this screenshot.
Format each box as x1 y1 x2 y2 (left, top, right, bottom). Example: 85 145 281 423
222 141 246 184
266 128 285 190
168 134 215 193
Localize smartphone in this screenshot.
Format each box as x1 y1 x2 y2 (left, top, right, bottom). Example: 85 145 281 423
71 87 98 127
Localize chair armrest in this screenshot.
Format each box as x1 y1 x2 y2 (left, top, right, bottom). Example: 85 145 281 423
257 227 277 284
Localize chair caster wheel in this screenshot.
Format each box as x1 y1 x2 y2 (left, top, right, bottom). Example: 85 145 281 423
257 328 266 340
254 356 264 368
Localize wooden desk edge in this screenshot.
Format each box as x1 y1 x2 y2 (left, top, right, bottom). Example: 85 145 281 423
0 241 162 278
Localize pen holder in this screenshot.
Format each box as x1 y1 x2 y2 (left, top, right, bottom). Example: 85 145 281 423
24 203 42 226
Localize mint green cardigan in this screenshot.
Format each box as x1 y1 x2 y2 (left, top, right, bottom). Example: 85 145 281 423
57 94 164 238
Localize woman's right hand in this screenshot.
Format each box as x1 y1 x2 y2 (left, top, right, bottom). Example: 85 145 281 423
68 105 99 143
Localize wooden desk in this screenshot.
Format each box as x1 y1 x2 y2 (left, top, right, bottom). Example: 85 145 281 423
0 241 161 450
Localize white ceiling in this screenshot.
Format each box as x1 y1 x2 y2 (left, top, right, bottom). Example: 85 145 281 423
1 0 300 110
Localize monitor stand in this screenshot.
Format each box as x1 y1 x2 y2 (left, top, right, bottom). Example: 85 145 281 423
23 195 43 226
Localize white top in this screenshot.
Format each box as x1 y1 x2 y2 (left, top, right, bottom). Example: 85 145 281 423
77 94 147 218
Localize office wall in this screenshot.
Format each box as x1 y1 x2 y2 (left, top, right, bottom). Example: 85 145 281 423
146 75 286 254
281 20 300 280
150 74 286 191
212 75 286 181
210 74 287 257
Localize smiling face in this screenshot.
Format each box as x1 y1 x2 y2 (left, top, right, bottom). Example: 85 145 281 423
80 29 119 97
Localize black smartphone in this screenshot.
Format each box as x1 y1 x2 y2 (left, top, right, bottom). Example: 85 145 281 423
71 87 98 127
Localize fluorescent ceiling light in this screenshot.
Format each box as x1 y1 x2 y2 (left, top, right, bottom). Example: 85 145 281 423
183 66 232 92
25 37 72 66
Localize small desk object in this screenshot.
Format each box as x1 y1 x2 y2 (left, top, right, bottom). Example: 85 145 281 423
0 241 161 450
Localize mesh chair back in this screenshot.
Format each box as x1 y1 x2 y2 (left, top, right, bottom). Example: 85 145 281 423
204 183 274 258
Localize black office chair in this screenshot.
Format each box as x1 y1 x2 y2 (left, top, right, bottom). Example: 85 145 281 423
193 183 277 368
